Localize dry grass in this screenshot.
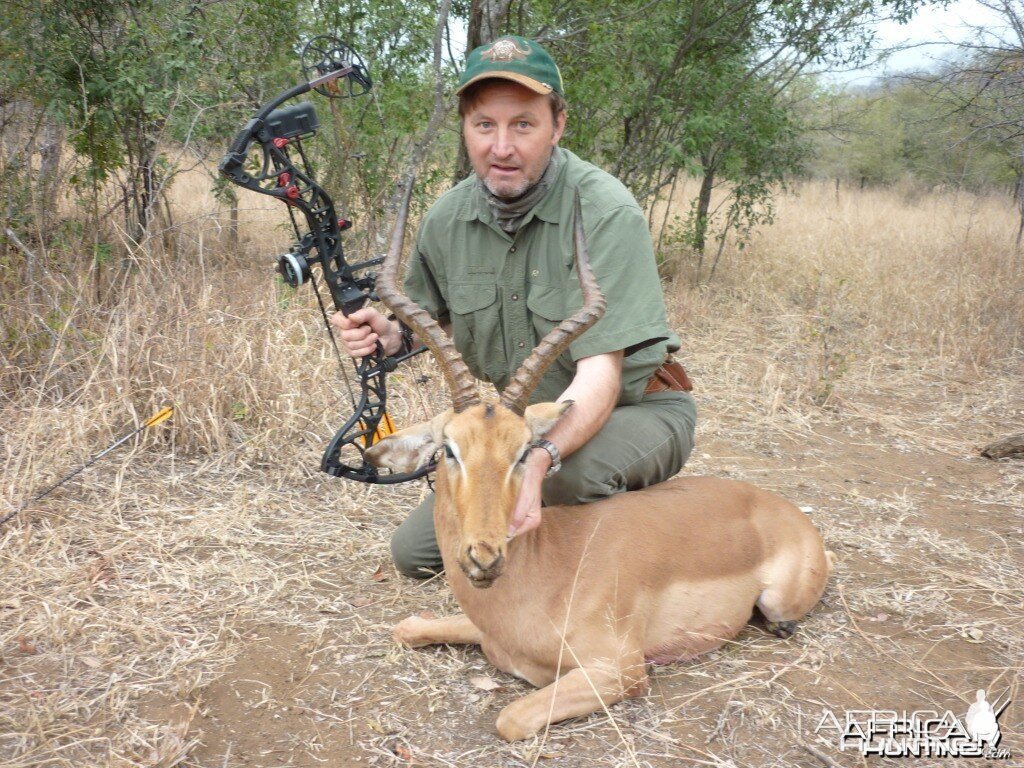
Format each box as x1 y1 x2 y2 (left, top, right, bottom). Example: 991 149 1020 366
1 171 1022 767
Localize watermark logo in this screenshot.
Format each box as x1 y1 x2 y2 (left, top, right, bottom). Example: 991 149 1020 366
966 689 1003 747
813 688 1013 759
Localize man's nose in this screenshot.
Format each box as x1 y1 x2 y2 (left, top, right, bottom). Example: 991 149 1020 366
491 128 514 157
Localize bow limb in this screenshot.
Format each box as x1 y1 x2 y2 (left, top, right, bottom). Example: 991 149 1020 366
320 347 434 484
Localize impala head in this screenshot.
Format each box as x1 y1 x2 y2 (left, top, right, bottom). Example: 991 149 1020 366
367 400 570 586
367 183 605 587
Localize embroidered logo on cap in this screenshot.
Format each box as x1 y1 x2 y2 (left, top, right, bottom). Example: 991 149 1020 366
482 38 531 62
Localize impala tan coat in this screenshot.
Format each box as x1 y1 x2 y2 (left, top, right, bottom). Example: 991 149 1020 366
373 404 833 740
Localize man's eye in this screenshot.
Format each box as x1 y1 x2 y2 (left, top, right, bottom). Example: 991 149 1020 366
518 121 531 129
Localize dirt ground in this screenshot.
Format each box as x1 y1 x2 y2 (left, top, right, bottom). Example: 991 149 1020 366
4 352 1020 768
191 393 1023 768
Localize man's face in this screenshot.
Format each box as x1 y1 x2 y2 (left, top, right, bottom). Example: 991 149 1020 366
463 81 566 199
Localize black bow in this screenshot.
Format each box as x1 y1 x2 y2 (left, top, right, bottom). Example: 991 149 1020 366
218 37 432 484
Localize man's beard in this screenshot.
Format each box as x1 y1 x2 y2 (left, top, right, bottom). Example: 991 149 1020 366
478 148 563 235
483 173 533 200
481 144 555 200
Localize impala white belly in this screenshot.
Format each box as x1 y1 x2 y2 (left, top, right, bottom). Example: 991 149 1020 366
643 575 761 663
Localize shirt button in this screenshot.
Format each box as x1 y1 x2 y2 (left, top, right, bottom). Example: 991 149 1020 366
517 341 525 348
511 293 519 301
509 245 517 253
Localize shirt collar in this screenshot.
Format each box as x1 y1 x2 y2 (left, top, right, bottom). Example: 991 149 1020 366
530 147 567 224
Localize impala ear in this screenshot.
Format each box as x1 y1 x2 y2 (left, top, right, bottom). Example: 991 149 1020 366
524 401 573 439
366 410 453 472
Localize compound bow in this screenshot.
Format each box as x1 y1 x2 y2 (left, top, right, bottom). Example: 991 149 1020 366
218 36 432 484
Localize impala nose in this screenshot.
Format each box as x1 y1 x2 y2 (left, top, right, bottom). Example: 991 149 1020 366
466 542 505 583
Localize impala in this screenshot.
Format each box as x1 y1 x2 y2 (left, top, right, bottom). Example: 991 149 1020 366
366 191 833 741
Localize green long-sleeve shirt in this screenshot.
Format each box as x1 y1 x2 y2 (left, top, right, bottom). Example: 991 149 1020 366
405 148 679 406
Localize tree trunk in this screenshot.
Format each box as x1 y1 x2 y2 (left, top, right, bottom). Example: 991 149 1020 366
453 0 513 183
693 152 716 264
707 206 738 285
1015 169 1024 251
229 197 239 252
655 171 681 279
137 141 159 244
161 192 175 256
37 121 64 238
327 98 354 210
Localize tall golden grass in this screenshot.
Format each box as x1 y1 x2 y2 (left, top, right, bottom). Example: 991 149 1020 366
2 172 1021 490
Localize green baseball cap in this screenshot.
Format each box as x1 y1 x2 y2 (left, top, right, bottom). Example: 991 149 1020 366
456 36 563 96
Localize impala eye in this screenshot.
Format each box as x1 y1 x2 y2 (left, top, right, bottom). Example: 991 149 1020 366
444 444 456 460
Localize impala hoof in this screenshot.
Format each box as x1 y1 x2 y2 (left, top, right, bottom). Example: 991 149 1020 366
495 703 539 741
766 620 798 639
393 616 432 647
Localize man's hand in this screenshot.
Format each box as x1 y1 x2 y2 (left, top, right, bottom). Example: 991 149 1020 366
508 447 551 538
330 307 402 358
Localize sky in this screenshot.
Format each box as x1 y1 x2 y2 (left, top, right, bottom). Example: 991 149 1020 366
833 0 1010 84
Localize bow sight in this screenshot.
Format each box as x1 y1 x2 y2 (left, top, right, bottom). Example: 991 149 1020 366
218 37 374 313
218 37 432 485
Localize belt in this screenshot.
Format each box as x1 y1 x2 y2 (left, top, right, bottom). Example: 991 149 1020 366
644 356 694 394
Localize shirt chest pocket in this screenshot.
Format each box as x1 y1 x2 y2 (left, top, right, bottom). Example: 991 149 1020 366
525 283 576 397
447 282 503 384
448 283 497 315
526 284 567 327
527 284 569 355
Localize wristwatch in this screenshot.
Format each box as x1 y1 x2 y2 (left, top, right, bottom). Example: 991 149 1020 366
530 438 561 477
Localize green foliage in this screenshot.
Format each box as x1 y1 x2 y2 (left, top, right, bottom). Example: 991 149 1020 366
514 0 916 274
0 0 453 253
0 0 946 286
93 242 113 266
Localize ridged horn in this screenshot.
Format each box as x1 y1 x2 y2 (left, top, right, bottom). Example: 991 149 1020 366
376 178 480 413
500 192 607 415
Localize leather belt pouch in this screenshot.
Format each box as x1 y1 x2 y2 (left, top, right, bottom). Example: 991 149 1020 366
644 356 694 394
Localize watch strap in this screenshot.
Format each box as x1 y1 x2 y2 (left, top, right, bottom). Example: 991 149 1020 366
530 438 561 477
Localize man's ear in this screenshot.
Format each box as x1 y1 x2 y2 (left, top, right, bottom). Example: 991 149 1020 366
365 410 453 472
524 400 573 439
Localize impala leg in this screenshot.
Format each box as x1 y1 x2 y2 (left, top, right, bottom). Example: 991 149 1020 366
494 663 647 741
393 613 483 648
757 545 832 639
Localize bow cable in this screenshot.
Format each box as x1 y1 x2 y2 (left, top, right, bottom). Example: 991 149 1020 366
279 136 362 417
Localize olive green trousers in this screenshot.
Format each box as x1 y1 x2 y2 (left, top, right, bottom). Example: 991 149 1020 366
390 391 697 578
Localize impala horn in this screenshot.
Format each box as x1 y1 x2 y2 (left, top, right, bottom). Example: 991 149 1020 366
375 178 480 413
